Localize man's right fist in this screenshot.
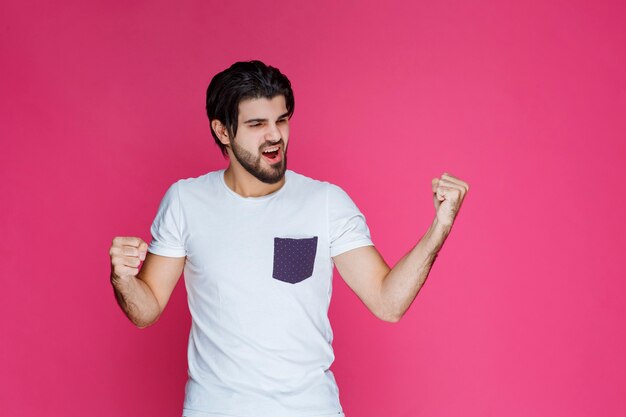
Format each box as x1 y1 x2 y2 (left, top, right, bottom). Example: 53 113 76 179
109 237 148 282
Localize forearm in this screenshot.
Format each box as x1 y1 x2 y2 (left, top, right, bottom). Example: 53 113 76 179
111 274 161 328
379 217 452 321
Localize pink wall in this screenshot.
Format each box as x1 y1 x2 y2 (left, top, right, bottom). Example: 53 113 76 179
2 1 625 416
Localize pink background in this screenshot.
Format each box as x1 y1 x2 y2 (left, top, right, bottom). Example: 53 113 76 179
2 1 625 416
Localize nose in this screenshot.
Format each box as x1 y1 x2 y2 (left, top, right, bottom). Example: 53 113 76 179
264 123 282 143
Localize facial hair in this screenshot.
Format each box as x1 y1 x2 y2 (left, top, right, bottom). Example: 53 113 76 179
230 138 287 184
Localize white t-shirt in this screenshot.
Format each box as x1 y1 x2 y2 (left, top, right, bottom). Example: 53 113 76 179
147 169 374 417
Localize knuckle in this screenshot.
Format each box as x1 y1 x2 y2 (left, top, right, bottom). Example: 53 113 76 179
122 256 138 267
117 266 130 275
125 256 139 267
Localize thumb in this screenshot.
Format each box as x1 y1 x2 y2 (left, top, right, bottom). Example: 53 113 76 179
432 182 441 211
436 188 446 201
432 178 445 204
138 241 148 261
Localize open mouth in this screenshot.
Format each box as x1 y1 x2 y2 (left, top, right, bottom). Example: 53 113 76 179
262 145 281 162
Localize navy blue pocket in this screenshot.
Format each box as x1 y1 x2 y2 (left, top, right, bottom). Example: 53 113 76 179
272 236 318 284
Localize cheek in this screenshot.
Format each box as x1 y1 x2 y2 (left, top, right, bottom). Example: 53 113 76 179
237 134 260 149
282 126 290 140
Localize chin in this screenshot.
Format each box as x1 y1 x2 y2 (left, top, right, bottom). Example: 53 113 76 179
259 157 287 184
259 168 286 184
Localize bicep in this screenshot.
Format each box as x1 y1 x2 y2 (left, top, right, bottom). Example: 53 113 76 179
137 252 185 313
332 245 390 317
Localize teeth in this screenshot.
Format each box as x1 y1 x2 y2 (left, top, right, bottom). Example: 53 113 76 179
263 146 279 153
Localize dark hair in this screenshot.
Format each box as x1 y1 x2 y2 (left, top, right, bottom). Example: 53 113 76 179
206 60 295 157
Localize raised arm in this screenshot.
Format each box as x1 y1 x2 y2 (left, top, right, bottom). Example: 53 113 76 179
109 236 185 328
333 172 469 322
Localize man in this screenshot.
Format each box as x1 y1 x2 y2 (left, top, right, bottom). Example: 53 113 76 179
109 60 469 417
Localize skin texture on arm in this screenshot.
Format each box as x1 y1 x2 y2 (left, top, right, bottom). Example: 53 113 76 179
110 236 185 328
332 221 448 323
332 246 392 321
333 172 468 322
136 253 186 317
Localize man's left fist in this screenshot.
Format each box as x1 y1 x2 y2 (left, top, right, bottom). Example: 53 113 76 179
431 172 469 227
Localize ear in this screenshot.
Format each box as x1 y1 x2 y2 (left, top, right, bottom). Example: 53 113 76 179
211 120 231 146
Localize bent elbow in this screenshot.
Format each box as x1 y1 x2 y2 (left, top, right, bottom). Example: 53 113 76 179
376 307 402 323
135 319 157 329
383 314 402 323
132 312 161 329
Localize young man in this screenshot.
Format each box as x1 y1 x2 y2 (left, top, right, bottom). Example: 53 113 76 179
109 60 469 417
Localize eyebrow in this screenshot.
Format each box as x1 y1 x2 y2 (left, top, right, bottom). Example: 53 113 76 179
243 112 290 124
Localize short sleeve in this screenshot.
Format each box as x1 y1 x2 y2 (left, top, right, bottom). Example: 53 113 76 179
147 182 186 257
327 183 374 257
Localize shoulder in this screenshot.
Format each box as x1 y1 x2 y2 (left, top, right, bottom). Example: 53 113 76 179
287 170 344 197
172 170 222 194
286 171 360 213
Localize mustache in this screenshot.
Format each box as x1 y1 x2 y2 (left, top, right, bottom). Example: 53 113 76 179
259 139 285 151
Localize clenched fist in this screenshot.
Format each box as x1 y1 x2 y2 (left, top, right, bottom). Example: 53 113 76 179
109 237 148 283
431 172 469 227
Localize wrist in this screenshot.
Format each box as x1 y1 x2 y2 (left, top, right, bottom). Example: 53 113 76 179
431 217 453 235
424 217 452 253
110 272 133 288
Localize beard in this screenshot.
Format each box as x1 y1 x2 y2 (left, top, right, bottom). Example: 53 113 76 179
230 138 287 184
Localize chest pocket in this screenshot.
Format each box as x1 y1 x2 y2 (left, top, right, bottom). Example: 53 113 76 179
272 236 318 284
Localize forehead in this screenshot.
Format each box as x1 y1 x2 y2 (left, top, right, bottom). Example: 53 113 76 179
238 95 287 119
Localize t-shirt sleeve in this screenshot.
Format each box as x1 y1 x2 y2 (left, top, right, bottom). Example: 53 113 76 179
327 183 374 257
147 182 186 258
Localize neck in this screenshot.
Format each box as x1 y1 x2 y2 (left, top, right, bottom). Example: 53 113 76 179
223 163 286 198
